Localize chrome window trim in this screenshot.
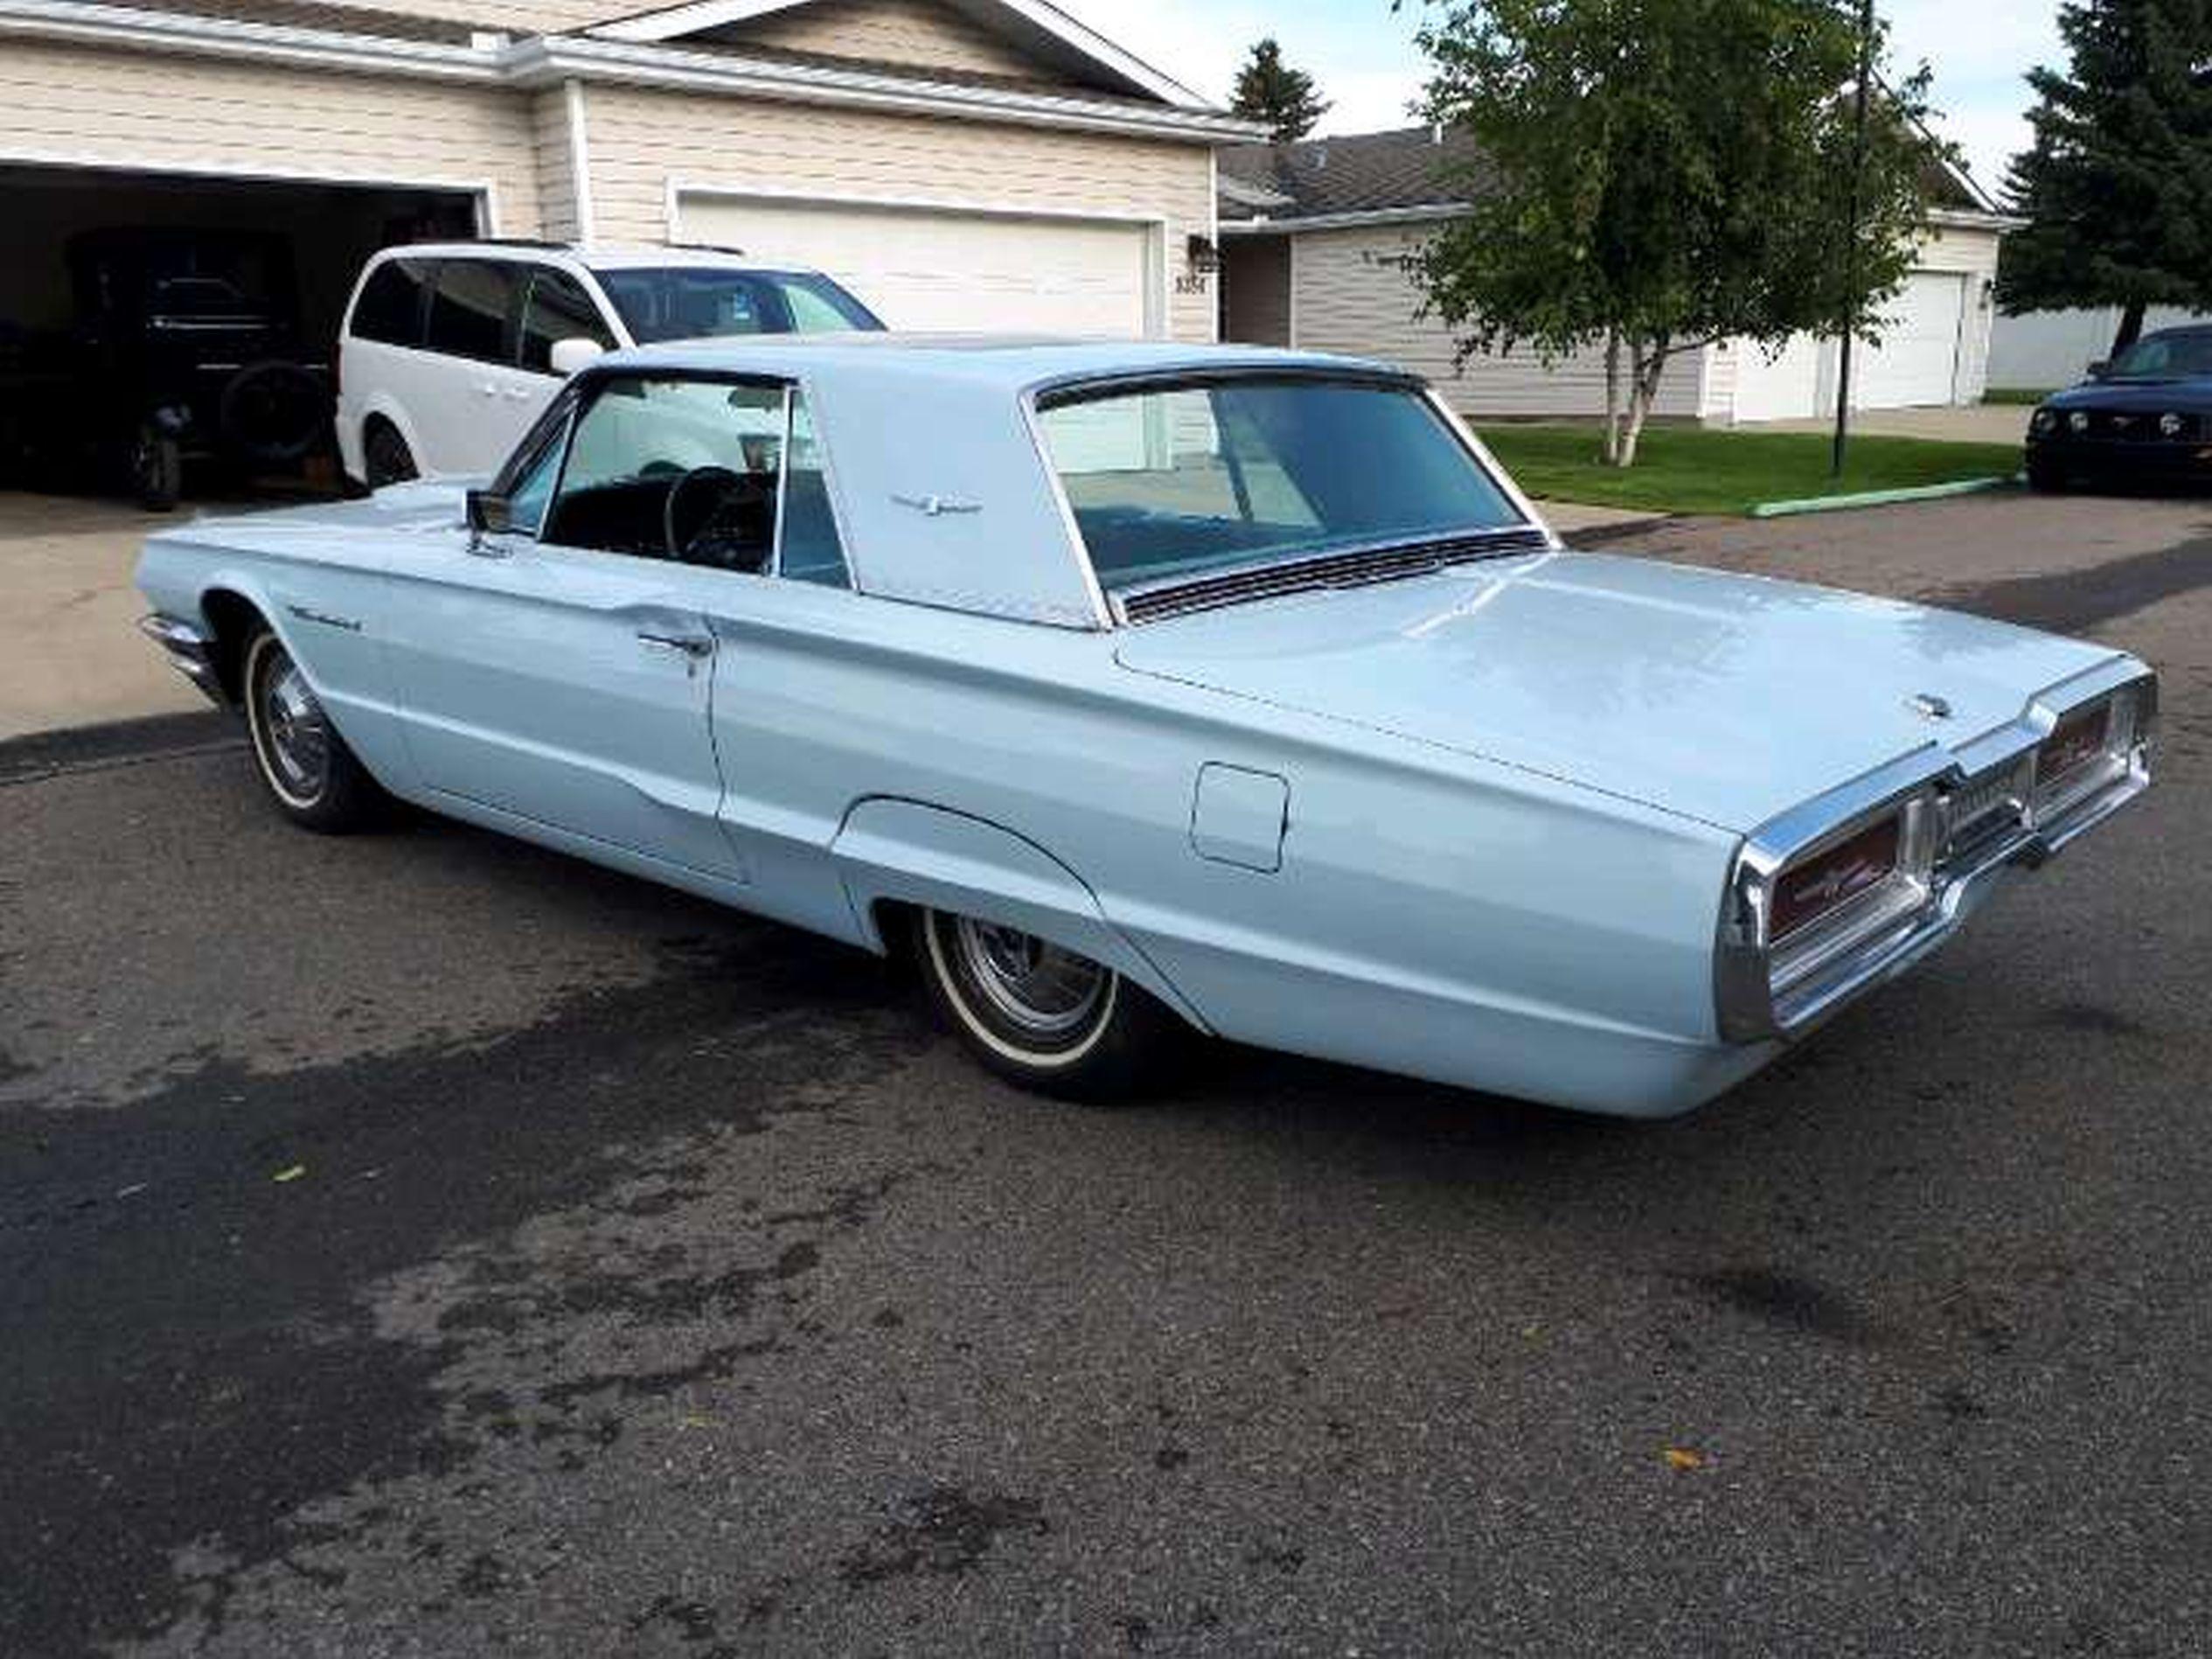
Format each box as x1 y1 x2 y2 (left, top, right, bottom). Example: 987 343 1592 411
1715 660 2158 1043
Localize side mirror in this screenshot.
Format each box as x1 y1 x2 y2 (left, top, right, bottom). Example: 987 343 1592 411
2086 359 2110 380
549 337 604 377
465 486 511 537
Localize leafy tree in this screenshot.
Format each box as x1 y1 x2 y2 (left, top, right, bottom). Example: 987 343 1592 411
2000 0 2212 357
1230 38 1332 143
1410 0 1941 466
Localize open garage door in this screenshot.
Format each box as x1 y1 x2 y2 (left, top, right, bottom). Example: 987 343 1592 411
0 163 478 503
1855 272 1967 408
676 192 1160 338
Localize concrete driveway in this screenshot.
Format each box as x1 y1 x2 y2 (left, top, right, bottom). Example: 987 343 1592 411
0 492 217 739
4 489 2209 1656
1738 402 2031 444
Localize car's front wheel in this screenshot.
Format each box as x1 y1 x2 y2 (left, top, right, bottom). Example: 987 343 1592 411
242 626 384 833
913 909 1179 1099
2026 454 2069 493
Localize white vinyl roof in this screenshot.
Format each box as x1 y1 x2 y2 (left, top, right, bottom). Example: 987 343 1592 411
601 337 1411 629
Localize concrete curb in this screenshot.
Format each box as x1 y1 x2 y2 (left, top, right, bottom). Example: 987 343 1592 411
1748 474 2021 519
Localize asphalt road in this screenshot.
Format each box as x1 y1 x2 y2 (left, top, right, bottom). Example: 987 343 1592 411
4 489 2209 1657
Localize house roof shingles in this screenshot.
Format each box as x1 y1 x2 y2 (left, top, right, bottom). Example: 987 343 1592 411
118 0 491 45
1221 122 1991 225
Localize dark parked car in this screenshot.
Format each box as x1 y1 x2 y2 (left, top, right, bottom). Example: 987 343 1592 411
56 227 330 508
2027 325 2212 493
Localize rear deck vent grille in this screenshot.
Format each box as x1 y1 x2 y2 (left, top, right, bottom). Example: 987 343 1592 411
1116 527 1554 625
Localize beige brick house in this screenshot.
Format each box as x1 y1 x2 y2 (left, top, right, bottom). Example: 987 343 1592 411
0 0 1257 346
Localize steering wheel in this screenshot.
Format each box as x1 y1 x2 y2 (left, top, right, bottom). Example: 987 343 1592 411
664 464 771 570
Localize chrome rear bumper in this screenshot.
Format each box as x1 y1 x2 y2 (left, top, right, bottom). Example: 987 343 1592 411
137 614 225 706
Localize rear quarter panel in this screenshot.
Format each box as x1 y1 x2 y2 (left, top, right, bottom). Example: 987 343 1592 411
706 586 1749 1113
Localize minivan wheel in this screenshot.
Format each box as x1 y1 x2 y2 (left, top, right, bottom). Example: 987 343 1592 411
242 626 383 833
913 908 1179 1099
363 422 417 489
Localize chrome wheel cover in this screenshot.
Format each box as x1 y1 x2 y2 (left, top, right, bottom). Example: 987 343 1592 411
254 645 329 805
949 917 1109 1040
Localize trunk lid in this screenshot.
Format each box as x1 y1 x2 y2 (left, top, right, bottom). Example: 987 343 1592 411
1113 549 2118 832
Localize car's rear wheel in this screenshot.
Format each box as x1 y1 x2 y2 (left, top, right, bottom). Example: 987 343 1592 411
913 908 1178 1099
242 626 383 833
363 421 417 490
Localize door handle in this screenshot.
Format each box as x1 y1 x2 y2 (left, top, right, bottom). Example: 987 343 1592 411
636 631 713 659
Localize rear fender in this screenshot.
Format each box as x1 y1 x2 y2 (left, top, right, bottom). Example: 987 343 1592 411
831 797 1208 1031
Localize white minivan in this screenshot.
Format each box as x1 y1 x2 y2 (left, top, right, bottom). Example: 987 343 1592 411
334 241 882 488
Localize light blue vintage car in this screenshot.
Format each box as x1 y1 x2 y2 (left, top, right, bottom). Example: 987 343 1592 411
136 338 2156 1116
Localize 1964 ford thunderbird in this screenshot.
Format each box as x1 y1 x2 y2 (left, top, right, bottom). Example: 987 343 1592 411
136 338 2156 1116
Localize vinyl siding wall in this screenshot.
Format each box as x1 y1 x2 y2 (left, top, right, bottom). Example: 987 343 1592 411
532 84 581 241
713 0 1070 83
346 0 626 33
0 38 538 232
585 85 1220 340
1282 223 1708 418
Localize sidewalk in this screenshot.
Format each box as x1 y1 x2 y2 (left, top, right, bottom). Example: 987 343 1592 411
1535 498 1672 540
1737 404 2031 445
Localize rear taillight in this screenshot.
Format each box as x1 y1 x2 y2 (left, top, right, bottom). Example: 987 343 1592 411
2040 702 2110 789
1770 815 1902 942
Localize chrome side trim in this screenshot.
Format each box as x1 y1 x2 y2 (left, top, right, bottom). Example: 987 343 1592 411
136 613 226 706
1715 662 2157 1043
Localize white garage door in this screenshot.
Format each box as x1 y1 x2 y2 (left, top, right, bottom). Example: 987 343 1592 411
1855 271 1967 408
1729 331 1823 422
677 193 1155 337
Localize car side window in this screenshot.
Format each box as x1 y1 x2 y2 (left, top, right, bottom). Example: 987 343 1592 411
426 258 515 364
519 268 616 373
350 257 430 345
539 374 850 586
504 419 567 537
777 394 849 587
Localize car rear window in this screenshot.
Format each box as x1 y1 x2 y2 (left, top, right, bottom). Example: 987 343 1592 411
1036 377 1525 593
349 257 430 346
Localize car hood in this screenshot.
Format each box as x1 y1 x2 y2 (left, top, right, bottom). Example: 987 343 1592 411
2046 377 2212 412
1112 550 2120 833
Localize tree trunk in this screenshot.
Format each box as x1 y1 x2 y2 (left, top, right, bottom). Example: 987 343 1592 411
1614 334 1671 469
1602 327 1624 465
2111 301 2146 358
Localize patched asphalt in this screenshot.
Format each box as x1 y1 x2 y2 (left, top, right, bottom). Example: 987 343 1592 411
3 488 2209 1656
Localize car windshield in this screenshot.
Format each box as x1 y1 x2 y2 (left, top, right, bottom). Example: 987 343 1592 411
1036 377 1525 593
593 268 881 342
2105 332 2212 379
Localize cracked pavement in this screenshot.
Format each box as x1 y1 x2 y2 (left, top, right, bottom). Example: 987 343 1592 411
3 488 2210 1656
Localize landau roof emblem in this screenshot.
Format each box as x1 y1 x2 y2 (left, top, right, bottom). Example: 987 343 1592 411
892 492 981 517
1909 693 1954 721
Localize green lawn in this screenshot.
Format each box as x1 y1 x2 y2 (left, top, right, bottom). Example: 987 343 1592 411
1983 387 2058 405
1477 422 2024 516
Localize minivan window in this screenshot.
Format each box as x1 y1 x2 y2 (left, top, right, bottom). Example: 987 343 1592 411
426 259 515 363
593 268 881 342
350 257 430 346
519 268 616 373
